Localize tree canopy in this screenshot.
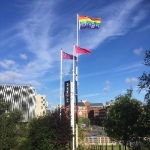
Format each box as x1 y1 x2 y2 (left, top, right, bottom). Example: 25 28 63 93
25 108 72 150
104 95 142 150
0 100 23 150
138 50 150 146
138 50 150 104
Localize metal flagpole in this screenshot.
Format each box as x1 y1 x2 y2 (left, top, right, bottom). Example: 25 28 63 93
60 49 63 115
75 13 79 148
71 46 75 150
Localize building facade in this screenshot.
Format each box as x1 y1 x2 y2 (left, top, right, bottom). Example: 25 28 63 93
35 94 47 117
78 101 90 118
89 103 104 118
0 85 36 121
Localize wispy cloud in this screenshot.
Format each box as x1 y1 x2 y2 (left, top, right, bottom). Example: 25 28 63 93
125 77 138 84
80 93 101 99
103 80 111 92
0 0 147 88
20 53 28 60
80 62 143 79
0 71 23 83
133 47 143 55
81 0 145 49
0 60 16 69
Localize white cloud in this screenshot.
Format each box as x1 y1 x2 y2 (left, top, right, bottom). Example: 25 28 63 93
26 80 41 87
103 80 111 92
15 0 74 79
125 77 138 84
81 0 145 49
0 0 147 89
0 71 23 83
0 60 15 69
103 87 110 92
80 62 143 79
80 93 101 99
133 48 143 55
105 80 110 85
20 53 28 60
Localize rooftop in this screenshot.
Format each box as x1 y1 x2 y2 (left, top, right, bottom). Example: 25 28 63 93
90 103 103 107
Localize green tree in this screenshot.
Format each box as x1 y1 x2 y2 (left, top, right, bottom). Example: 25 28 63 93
138 50 150 147
104 95 142 150
138 50 150 104
26 108 72 150
78 118 90 142
78 117 90 127
0 100 23 150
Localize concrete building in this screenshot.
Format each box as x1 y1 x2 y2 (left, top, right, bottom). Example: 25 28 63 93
35 94 47 117
0 84 36 121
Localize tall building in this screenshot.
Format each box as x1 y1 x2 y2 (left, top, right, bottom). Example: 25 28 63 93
0 84 36 121
35 94 47 117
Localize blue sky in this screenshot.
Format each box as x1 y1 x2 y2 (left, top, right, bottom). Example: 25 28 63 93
0 0 150 108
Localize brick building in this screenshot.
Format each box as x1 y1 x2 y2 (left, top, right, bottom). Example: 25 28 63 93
77 101 107 125
78 101 89 118
89 103 103 118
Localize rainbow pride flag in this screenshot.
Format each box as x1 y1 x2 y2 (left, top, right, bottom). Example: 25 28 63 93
79 15 102 29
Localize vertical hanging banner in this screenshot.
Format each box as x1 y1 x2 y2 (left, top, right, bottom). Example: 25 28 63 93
64 80 71 107
75 80 78 123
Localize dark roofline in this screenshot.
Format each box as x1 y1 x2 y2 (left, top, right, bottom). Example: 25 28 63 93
90 103 103 107
78 102 85 106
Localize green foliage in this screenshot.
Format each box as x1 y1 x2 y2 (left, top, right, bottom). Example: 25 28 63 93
0 100 10 115
25 108 72 150
0 100 23 150
78 117 90 127
78 118 90 142
138 50 150 103
144 50 150 66
138 50 150 147
104 95 142 149
78 125 85 142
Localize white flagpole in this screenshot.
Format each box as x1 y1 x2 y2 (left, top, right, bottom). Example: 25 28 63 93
71 46 75 150
77 14 79 46
60 49 63 115
75 13 79 148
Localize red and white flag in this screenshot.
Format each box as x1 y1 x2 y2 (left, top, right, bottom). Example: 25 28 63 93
75 45 91 54
62 51 77 60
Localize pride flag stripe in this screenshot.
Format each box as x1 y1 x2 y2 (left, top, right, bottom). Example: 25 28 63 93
79 15 102 29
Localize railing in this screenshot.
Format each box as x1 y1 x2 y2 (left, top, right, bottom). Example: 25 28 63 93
77 144 127 150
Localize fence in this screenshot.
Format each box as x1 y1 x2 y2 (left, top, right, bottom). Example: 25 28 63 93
78 144 127 150
85 136 117 145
